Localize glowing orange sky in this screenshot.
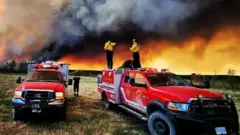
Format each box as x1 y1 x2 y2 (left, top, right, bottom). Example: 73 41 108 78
59 25 240 75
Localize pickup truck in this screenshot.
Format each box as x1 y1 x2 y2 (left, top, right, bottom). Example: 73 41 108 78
12 61 73 120
97 60 239 135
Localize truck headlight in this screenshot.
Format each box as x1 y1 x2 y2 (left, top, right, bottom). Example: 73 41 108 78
167 102 189 112
14 90 22 98
56 92 64 100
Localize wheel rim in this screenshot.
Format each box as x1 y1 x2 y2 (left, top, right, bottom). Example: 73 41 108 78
152 118 170 135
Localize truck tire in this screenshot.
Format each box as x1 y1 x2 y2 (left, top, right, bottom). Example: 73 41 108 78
103 93 116 109
103 95 111 109
59 101 67 121
12 108 21 121
148 111 176 135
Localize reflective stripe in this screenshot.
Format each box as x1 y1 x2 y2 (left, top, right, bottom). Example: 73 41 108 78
102 82 115 89
108 99 115 103
99 87 115 94
120 87 146 112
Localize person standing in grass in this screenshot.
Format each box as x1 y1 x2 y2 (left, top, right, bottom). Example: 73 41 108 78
73 73 80 97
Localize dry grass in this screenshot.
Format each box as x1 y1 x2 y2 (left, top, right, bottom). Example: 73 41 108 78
0 75 239 135
0 75 148 135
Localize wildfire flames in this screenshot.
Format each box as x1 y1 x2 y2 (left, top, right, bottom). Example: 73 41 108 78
0 0 239 75
59 25 240 75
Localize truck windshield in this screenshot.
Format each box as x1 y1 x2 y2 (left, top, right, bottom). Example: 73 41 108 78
25 71 62 83
146 74 190 86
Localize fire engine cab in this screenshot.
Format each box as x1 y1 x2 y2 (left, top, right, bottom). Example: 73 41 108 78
12 61 73 120
97 60 239 135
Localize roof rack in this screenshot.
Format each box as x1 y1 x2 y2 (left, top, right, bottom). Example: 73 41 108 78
137 68 158 72
161 69 169 72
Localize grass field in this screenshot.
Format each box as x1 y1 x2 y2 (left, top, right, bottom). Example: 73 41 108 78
0 74 239 135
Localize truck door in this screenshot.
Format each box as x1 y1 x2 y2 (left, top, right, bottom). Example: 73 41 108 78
121 72 134 105
131 73 149 112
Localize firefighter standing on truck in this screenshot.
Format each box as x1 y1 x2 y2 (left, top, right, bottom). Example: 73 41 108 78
73 73 80 97
130 39 141 68
104 40 116 69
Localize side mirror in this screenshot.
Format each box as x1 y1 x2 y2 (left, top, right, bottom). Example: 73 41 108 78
129 78 135 85
16 77 21 84
68 79 73 85
203 80 211 89
190 73 211 89
190 81 211 89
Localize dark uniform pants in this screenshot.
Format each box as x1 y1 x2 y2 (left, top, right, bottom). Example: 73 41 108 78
106 50 113 69
74 84 79 95
133 52 141 68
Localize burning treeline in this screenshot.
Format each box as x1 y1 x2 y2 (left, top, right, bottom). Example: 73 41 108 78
0 0 240 75
59 25 240 75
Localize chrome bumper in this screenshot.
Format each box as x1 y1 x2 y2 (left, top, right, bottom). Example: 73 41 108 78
12 98 65 108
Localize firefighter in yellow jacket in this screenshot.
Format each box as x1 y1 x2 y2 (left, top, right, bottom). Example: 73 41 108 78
130 39 141 68
104 40 116 69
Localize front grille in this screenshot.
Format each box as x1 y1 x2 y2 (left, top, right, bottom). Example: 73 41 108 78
21 90 55 101
189 99 233 116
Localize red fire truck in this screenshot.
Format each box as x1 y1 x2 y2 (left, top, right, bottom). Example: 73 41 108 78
12 61 73 120
97 60 239 135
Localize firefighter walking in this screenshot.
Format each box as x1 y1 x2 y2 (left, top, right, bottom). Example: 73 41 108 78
73 73 80 97
130 39 141 68
104 40 116 69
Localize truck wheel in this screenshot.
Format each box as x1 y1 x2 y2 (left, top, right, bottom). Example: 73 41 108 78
12 109 21 121
103 93 116 109
148 111 176 135
103 95 111 109
59 101 67 121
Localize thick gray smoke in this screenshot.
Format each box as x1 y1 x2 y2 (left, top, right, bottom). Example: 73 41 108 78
0 0 66 62
51 0 215 45
1 0 220 62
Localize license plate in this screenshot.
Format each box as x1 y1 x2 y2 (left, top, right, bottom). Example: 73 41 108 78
215 127 227 135
32 104 40 109
32 109 41 113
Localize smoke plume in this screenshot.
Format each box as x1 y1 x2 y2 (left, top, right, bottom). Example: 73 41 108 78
0 0 68 62
0 0 239 67
36 0 226 60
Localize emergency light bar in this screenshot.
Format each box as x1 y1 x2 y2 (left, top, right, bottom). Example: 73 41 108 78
34 64 59 69
26 60 70 70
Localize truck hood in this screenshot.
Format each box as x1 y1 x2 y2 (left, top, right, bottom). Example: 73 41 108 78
152 86 224 102
16 82 65 92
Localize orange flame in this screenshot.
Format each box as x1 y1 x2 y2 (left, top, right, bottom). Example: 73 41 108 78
59 25 240 75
